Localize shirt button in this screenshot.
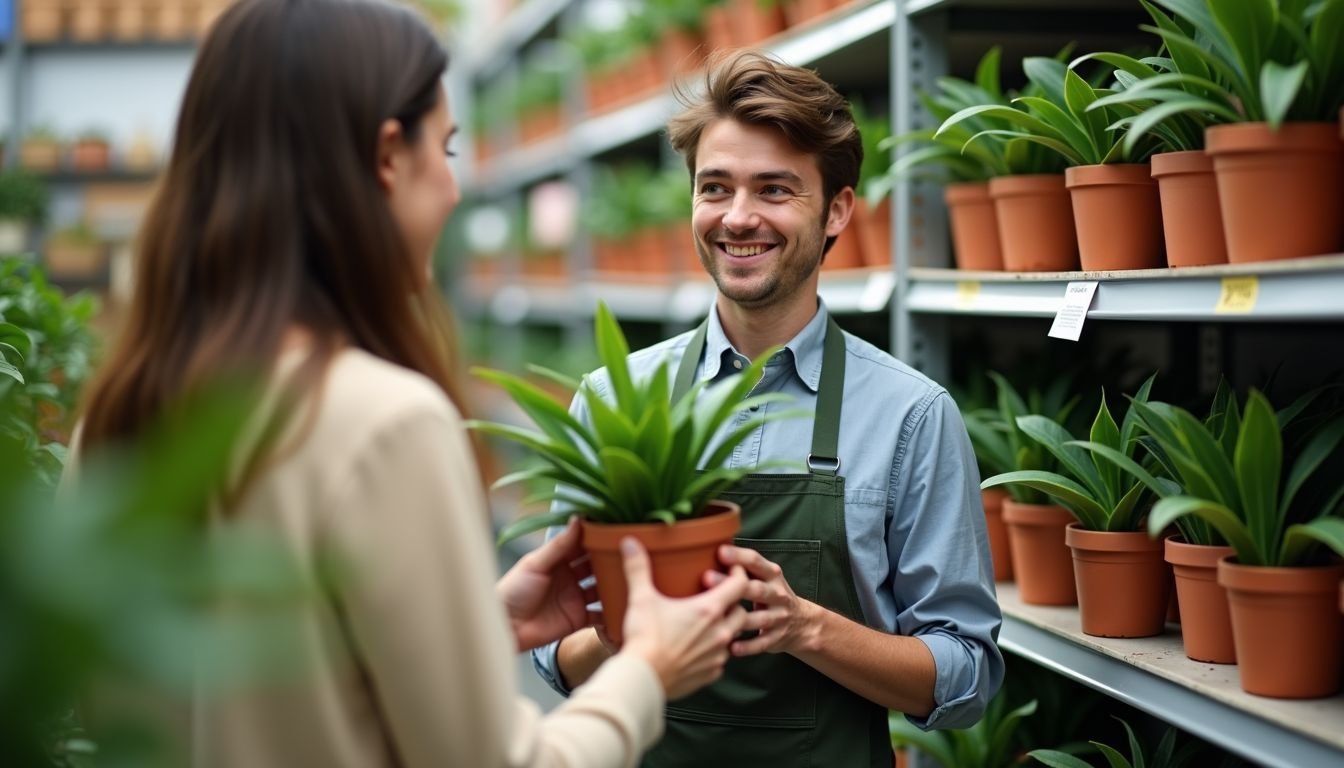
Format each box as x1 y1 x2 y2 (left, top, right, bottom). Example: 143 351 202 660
732 358 743 370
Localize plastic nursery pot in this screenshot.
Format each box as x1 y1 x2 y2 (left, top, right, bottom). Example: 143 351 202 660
1065 524 1168 638
988 175 1078 272
1165 536 1236 664
1001 499 1076 605
1205 122 1344 263
945 182 1003 271
1065 163 1164 272
981 488 1013 582
1217 557 1344 698
581 500 741 645
1150 151 1228 267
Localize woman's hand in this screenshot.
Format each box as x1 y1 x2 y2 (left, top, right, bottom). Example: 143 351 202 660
496 518 597 652
617 537 750 700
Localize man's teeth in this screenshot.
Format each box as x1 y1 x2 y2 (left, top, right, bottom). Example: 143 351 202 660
725 244 769 257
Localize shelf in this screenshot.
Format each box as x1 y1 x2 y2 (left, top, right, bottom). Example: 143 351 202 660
904 0 1136 16
903 255 1344 322
36 169 160 184
463 267 895 324
469 0 571 80
998 583 1344 768
23 40 197 53
469 0 895 195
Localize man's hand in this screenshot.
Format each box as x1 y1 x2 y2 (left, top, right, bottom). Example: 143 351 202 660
706 544 820 657
497 518 598 652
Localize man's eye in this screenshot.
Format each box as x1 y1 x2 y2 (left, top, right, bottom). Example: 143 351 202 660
762 185 789 196
700 183 727 195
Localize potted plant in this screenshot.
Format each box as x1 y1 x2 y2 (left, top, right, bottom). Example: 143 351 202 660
850 99 893 269
0 171 49 255
646 0 706 82
1133 0 1344 263
940 56 1166 272
983 375 1174 637
467 302 804 643
1031 718 1201 768
515 61 565 146
70 129 112 172
21 127 63 172
888 688 1039 768
43 223 105 280
979 372 1080 605
584 165 658 276
1122 390 1344 698
645 167 697 276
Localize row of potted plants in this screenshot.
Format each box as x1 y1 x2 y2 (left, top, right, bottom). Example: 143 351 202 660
888 0 1344 272
22 0 237 43
965 371 1344 699
11 128 159 173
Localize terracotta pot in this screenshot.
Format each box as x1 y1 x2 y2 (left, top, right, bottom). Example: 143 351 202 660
22 4 64 42
1206 122 1344 263
114 1 149 40
1165 537 1236 663
1218 557 1344 698
664 222 701 275
631 227 669 275
583 501 742 644
519 107 563 145
988 175 1078 272
782 0 831 27
857 198 892 267
982 488 1013 582
21 140 62 172
658 27 704 80
1001 499 1076 605
1150 150 1228 267
945 182 1003 270
71 0 106 41
70 140 111 171
704 6 736 51
730 0 787 45
1065 524 1167 637
823 227 865 270
1065 164 1164 271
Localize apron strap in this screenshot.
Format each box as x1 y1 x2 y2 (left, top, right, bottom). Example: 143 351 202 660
671 314 846 477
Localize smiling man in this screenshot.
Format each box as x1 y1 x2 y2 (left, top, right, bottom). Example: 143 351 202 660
533 50 1003 767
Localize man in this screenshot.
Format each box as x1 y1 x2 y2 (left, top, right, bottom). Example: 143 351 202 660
533 50 1002 766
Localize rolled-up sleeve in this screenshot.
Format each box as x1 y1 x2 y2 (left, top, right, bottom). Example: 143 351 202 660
887 391 1003 730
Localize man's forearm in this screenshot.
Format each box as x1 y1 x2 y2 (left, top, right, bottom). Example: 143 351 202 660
555 628 615 690
791 601 937 717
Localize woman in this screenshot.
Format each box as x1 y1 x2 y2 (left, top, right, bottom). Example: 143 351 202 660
74 1 749 766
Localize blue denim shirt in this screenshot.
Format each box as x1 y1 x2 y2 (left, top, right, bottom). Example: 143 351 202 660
531 302 1003 729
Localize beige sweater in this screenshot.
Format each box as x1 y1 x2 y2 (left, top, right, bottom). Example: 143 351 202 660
162 348 663 767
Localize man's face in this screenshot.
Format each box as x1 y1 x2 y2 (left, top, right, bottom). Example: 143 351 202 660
690 118 850 310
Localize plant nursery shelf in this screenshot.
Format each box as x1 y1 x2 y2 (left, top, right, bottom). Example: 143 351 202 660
23 40 198 53
470 0 572 78
904 254 1344 322
998 583 1344 768
470 0 895 196
904 0 1137 16
39 169 161 184
464 267 893 324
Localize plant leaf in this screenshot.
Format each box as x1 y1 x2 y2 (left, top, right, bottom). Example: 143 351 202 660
1029 749 1097 768
497 510 574 546
1259 59 1309 129
1148 496 1260 564
1280 416 1344 519
981 469 1108 529
1018 415 1111 506
1235 390 1283 565
1279 516 1344 565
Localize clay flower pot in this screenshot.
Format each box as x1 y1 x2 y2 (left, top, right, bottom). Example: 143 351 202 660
982 488 1013 582
1150 151 1228 267
988 175 1078 272
823 226 865 270
1218 557 1344 698
1065 164 1164 272
1002 500 1076 605
1066 524 1168 637
1166 536 1236 663
857 198 892 268
945 182 1003 271
1205 122 1344 263
582 501 742 645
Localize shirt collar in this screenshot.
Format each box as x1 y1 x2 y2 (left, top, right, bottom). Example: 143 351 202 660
701 300 830 393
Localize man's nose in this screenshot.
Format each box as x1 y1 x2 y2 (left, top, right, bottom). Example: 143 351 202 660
721 191 760 233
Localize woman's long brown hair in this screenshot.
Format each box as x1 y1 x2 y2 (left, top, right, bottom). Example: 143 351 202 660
79 0 466 458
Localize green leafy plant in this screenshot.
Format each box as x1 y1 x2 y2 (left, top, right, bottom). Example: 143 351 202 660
515 59 565 119
889 689 1039 768
848 98 892 204
982 375 1171 532
965 372 1079 506
1113 388 1344 566
1131 0 1344 130
939 56 1163 166
1030 718 1201 768
0 169 50 224
468 302 805 543
583 164 655 241
0 257 99 486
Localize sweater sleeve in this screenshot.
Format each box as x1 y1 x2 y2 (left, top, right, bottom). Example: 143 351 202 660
321 396 665 768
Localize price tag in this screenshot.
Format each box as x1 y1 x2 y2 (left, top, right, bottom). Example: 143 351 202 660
955 281 981 308
1047 281 1100 342
859 271 896 312
1214 276 1259 314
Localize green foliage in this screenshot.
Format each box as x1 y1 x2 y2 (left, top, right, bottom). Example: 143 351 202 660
646 0 711 32
0 257 99 487
940 56 1164 166
848 98 893 203
1131 387 1344 566
982 374 1174 531
1137 0 1344 129
1 387 312 767
583 164 657 239
0 169 50 225
515 60 565 117
1030 717 1201 768
469 302 806 543
966 372 1079 505
889 689 1038 768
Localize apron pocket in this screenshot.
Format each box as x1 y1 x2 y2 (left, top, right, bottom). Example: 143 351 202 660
665 538 822 729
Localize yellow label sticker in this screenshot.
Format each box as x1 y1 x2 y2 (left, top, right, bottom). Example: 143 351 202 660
956 281 981 307
1214 276 1259 314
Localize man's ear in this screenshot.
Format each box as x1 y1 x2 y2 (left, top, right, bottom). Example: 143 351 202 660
825 186 856 237
375 118 407 192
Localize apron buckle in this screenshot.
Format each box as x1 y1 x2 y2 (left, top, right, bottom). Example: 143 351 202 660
806 454 840 475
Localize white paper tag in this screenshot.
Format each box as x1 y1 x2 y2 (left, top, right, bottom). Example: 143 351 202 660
858 271 896 312
1047 281 1099 341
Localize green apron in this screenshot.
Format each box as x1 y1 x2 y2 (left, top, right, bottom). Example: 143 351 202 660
643 317 892 768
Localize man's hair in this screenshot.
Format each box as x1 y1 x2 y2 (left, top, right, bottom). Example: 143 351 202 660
666 49 863 211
